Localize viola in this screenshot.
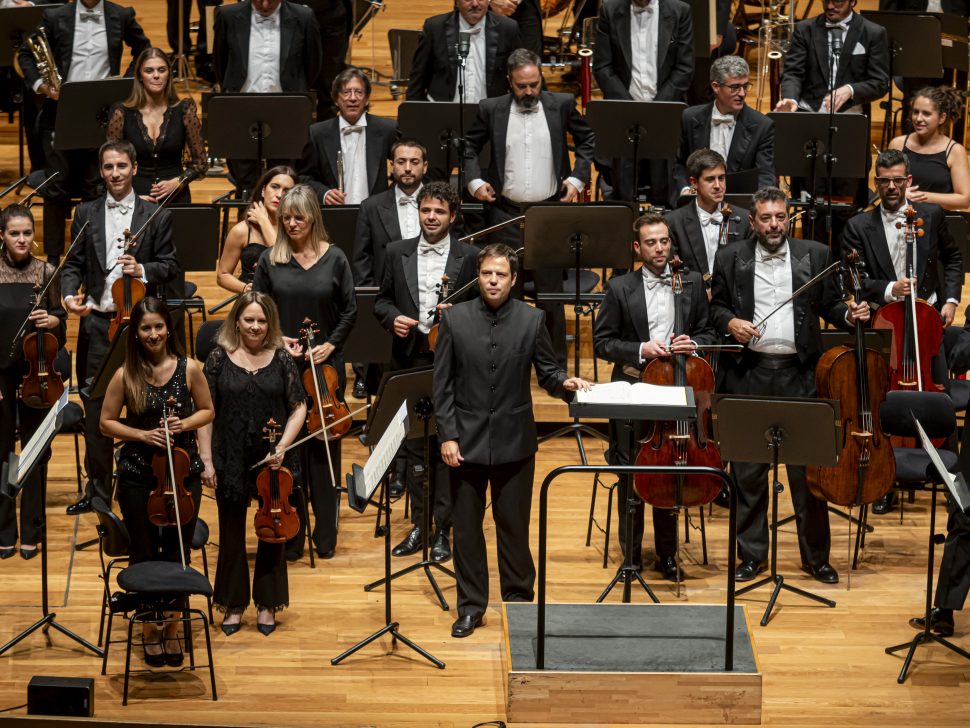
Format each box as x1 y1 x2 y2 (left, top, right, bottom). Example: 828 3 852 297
299 318 351 440
109 229 147 340
872 205 946 446
253 418 300 543
427 274 451 353
807 251 895 506
20 282 64 409
635 258 723 509
147 397 196 528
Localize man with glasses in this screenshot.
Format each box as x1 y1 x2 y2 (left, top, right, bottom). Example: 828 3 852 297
673 56 775 204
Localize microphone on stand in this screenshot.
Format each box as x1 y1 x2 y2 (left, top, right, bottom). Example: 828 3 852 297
457 31 471 63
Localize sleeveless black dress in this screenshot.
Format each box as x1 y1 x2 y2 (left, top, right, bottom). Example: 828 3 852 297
904 135 956 194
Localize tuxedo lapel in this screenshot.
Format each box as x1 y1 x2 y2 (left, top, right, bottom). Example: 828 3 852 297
444 240 467 285
625 272 652 342
727 106 754 170
61 7 76 78
402 243 420 310
485 13 498 90
279 2 294 77
657 0 673 69
812 19 830 86
541 93 563 176
734 242 756 321
323 121 341 185
789 240 812 334
378 190 401 241
685 207 709 274
494 100 511 183
91 201 107 272
837 15 863 87
694 104 712 151
364 119 384 191
617 2 632 72
104 3 123 72
445 13 459 94
869 208 897 281
238 6 252 74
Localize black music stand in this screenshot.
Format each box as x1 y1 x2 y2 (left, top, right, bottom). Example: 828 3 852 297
397 101 485 186
586 100 686 204
715 395 841 626
0 4 50 175
524 203 633 462
332 371 445 669
82 323 127 401
361 367 455 611
0 393 103 657
320 205 361 262
343 287 392 443
206 94 313 174
52 79 133 150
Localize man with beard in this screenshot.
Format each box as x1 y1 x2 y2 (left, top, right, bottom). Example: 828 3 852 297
709 186 870 585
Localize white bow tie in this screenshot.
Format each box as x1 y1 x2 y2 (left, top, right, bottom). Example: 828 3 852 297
699 209 724 226
883 208 907 223
632 2 655 15
79 11 101 23
419 242 446 256
712 112 736 128
342 125 364 136
107 199 131 214
399 196 417 208
255 13 278 24
643 273 670 289
758 250 787 263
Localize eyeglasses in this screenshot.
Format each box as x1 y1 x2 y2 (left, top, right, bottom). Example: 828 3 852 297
716 82 751 93
874 176 908 187
338 88 366 99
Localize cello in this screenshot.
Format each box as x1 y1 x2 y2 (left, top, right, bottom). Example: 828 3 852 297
299 318 351 440
635 258 723 509
807 251 895 507
20 281 64 409
253 418 300 543
147 397 196 533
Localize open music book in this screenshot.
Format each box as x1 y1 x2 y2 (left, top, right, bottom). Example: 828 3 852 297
575 381 689 408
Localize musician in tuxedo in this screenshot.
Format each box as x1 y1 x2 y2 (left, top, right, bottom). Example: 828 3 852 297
667 149 751 286
592 0 693 205
406 0 522 102
465 48 596 368
592 212 717 580
298 66 398 206
488 0 542 56
710 186 870 584
374 182 479 563
17 0 150 264
434 243 592 638
212 0 323 192
673 56 775 201
60 140 179 513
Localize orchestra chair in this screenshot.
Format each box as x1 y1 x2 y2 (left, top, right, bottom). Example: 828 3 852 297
56 348 85 496
92 497 129 648
192 517 215 625
168 205 220 356
194 320 222 364
95 501 217 704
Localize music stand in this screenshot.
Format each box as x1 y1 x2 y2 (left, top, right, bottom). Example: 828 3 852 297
0 391 103 658
586 100 686 204
206 94 313 174
343 287 392 438
332 374 445 669
524 203 633 462
81 323 128 401
397 101 486 186
52 79 133 151
320 205 361 262
715 394 841 626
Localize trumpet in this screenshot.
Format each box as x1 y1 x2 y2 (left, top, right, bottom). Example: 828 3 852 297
756 1 794 111
13 28 61 96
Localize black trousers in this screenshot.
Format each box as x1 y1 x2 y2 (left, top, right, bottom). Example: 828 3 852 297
722 357 831 567
0 370 46 547
935 492 970 611
607 418 679 565
287 435 340 557
76 314 116 503
450 456 536 619
213 493 288 613
116 478 202 566
166 0 194 54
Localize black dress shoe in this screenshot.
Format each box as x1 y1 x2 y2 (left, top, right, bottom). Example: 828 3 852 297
220 620 241 636
392 526 423 557
389 478 405 498
352 380 367 399
0 547 15 560
317 548 335 559
871 492 898 515
257 621 277 636
801 562 839 584
735 560 767 582
66 497 93 516
451 613 484 638
19 547 38 560
284 550 302 563
909 608 955 637
163 637 184 667
654 556 684 582
430 530 451 563
143 642 166 667
713 486 731 509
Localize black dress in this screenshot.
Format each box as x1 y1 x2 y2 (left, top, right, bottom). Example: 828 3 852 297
205 346 306 613
239 241 267 285
116 357 203 565
904 135 956 194
106 98 208 204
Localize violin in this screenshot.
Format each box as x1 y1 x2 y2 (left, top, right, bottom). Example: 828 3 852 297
635 258 723 509
299 318 351 440
427 274 451 353
20 281 64 409
109 229 147 340
147 397 196 530
807 251 895 506
253 418 300 543
872 205 946 445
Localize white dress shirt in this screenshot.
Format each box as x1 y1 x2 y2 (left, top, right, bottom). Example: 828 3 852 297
709 106 737 160
241 4 282 93
500 101 558 202
696 202 725 275
339 114 369 205
880 205 949 306
749 242 796 354
395 184 422 241
416 233 450 333
60 0 110 88
641 266 674 357
92 190 145 312
628 1 659 102
451 15 487 104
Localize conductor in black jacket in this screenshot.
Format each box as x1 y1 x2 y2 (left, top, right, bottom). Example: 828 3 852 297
406 0 521 102
60 140 179 513
374 183 479 562
710 186 870 584
434 243 592 638
593 212 717 580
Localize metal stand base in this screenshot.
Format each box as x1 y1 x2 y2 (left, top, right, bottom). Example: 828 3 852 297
886 630 970 684
0 611 103 657
332 620 444 668
364 560 455 611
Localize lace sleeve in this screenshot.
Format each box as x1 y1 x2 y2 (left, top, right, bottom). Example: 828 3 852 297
181 98 209 178
204 346 227 413
278 348 307 413
105 104 125 143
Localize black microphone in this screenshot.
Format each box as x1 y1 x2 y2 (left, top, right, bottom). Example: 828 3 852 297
830 29 843 58
457 31 471 61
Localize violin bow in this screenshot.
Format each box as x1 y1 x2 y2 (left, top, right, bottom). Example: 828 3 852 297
18 171 59 208
249 404 371 470
301 320 339 491
160 397 188 571
751 259 843 335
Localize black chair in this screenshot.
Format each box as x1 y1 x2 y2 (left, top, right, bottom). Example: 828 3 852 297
192 518 214 625
195 320 222 364
168 205 220 355
92 497 129 647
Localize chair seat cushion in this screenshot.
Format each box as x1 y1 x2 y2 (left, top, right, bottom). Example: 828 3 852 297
893 447 960 483
950 379 970 413
192 519 209 550
117 561 213 597
59 402 85 433
185 281 198 298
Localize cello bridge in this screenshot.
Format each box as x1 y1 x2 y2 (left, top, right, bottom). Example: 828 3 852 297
897 380 918 387
850 431 872 439
667 434 691 441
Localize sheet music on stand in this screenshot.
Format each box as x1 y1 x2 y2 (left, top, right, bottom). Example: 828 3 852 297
1 389 69 499
916 418 970 515
570 384 696 421
349 401 409 509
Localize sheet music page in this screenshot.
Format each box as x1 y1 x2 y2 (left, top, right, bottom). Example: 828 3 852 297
358 401 409 502
17 389 68 484
916 419 969 513
575 381 688 407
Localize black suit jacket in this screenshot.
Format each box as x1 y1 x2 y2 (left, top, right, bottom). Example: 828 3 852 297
672 103 776 195
18 1 149 88
841 203 963 306
880 0 970 13
297 113 399 202
666 202 752 278
352 186 403 287
779 13 890 110
512 0 543 56
592 0 694 101
464 91 596 194
593 268 716 383
61 197 180 306
405 10 521 102
710 237 849 369
433 298 569 465
213 0 323 92
373 236 479 369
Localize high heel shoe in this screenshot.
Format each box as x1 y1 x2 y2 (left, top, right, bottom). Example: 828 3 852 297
221 620 241 636
256 610 276 636
0 546 15 560
143 641 166 667
163 637 184 667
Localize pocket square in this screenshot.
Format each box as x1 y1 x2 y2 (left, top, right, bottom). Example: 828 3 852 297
852 42 866 55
